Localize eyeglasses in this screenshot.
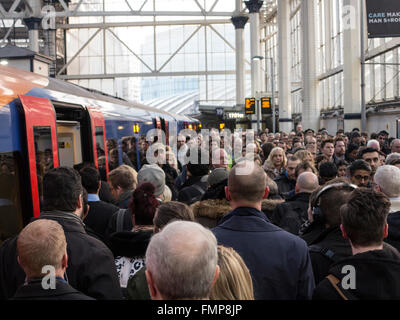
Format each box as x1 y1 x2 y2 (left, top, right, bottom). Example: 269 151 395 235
354 175 370 181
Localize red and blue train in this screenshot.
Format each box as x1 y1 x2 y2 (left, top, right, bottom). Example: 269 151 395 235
0 65 199 241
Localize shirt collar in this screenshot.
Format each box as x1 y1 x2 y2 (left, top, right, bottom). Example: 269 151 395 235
87 194 100 202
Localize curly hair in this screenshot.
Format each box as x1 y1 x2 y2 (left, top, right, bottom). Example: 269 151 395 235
129 182 160 226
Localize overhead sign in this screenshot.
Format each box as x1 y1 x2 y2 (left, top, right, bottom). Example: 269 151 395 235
216 107 224 117
366 0 400 38
261 97 272 115
245 98 255 115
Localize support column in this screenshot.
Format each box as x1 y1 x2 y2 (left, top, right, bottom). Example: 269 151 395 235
277 0 292 133
231 13 248 110
301 0 319 131
343 0 362 131
24 0 42 53
245 0 263 131
24 18 41 53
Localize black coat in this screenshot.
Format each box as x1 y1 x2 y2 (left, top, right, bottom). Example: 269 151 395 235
11 278 95 300
99 181 116 205
178 175 208 205
274 173 296 197
0 211 122 300
84 200 119 242
386 211 400 252
108 229 153 258
212 207 315 300
271 192 310 235
307 226 353 285
161 163 179 200
313 249 400 300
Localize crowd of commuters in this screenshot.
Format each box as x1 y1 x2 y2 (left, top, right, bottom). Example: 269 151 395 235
1 125 400 300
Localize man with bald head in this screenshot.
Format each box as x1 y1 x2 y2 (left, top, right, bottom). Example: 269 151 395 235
212 160 315 300
145 221 219 300
272 172 320 235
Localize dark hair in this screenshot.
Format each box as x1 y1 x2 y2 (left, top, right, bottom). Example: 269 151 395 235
261 142 275 161
186 147 210 177
321 139 334 149
82 188 89 217
42 167 83 212
357 147 379 160
79 167 100 194
153 201 195 231
287 155 299 163
129 182 160 226
349 159 371 176
317 177 354 227
336 159 349 168
315 155 326 167
292 137 301 144
334 137 345 147
345 143 359 162
202 179 228 201
341 188 391 246
370 132 378 140
319 161 338 178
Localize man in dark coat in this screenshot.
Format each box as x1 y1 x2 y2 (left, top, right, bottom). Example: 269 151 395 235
11 219 94 300
178 147 209 205
272 172 319 235
303 179 356 285
313 188 400 300
274 156 300 197
0 167 122 300
80 167 119 242
212 160 315 300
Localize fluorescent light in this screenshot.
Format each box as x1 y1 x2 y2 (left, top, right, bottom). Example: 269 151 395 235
0 60 8 65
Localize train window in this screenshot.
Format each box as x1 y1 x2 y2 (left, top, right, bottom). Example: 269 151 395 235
0 152 24 244
95 126 107 172
33 126 54 210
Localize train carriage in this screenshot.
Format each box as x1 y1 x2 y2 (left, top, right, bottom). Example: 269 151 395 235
0 65 199 242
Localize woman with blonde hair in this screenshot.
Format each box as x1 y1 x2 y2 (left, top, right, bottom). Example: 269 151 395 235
210 245 254 300
263 147 287 178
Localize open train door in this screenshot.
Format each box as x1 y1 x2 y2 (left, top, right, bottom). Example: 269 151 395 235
18 95 59 218
87 106 109 178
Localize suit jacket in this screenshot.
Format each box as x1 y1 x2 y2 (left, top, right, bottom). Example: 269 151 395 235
212 207 315 300
84 200 119 242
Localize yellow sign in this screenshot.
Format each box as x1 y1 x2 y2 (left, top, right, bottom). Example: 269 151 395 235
133 124 140 133
261 97 272 114
219 123 225 130
245 98 255 114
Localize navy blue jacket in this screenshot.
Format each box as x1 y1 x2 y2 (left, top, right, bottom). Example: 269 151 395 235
212 207 315 300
